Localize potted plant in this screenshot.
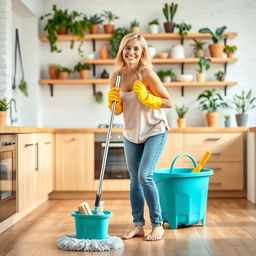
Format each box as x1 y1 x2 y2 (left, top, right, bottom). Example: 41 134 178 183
175 104 189 128
41 5 72 53
162 2 178 33
231 89 256 126
101 10 119 34
58 67 72 79
214 70 225 81
157 70 175 82
148 45 156 58
224 45 238 58
148 19 160 34
175 22 192 37
48 64 60 79
89 14 103 34
130 19 140 33
198 26 227 57
99 43 109 59
196 57 211 82
197 89 228 127
73 63 90 79
0 97 9 126
95 91 104 103
190 39 206 58
224 115 231 127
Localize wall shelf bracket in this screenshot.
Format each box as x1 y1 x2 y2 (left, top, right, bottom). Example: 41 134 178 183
92 39 96 52
181 86 184 96
224 85 228 96
48 83 54 97
92 83 96 95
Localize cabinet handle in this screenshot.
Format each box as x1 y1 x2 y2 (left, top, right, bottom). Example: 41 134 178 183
210 182 222 185
212 152 221 156
35 143 39 171
44 142 51 145
24 143 33 147
206 138 221 141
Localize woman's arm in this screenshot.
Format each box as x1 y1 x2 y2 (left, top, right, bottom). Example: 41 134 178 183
142 68 173 109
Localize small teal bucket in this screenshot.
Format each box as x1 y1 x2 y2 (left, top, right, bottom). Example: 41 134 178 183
72 210 113 239
153 154 214 229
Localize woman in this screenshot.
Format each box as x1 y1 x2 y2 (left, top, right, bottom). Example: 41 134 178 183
108 33 173 241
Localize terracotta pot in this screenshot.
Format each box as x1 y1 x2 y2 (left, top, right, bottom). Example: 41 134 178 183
100 48 109 59
208 43 224 57
132 26 140 33
57 28 68 35
103 24 115 34
177 118 186 128
227 53 234 58
59 72 69 79
90 24 100 34
48 67 59 79
196 73 205 82
206 112 219 127
79 70 89 79
0 111 7 126
164 22 175 33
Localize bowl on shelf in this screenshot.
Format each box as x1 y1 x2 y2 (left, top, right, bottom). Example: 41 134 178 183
157 52 169 59
176 74 193 82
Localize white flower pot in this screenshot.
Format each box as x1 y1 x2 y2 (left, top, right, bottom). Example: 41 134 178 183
148 47 156 58
171 44 185 59
149 24 159 34
163 76 171 82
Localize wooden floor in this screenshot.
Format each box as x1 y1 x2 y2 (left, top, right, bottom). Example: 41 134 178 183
0 199 256 256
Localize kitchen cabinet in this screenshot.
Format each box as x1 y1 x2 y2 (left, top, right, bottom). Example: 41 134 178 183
18 133 54 212
55 133 94 191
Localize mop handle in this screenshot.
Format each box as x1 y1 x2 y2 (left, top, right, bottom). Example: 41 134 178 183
94 72 122 209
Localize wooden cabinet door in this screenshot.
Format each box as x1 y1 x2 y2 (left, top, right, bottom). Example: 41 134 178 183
55 133 94 191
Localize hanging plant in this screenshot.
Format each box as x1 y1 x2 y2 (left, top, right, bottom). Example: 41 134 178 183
95 91 104 103
18 78 28 97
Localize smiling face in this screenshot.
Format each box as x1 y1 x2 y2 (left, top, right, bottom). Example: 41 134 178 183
122 38 143 66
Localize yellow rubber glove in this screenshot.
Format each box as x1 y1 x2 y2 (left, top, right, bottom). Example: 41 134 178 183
108 87 123 114
133 80 162 109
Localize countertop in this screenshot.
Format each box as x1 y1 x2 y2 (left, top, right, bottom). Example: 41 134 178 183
0 126 251 134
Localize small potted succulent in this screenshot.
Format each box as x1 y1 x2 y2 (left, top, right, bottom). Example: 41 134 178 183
58 67 72 79
190 39 206 58
48 64 60 79
224 115 231 127
148 19 160 34
0 97 9 126
73 63 90 79
175 104 189 128
101 10 119 34
231 89 256 126
89 14 104 34
198 26 227 57
157 70 175 82
175 22 192 37
214 70 225 81
224 45 238 58
197 89 228 127
162 2 178 33
196 57 211 82
130 19 140 33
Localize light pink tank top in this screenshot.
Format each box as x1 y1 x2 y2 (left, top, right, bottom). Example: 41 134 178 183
120 91 169 144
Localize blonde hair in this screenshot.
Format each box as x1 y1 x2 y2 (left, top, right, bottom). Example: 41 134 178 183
114 32 153 80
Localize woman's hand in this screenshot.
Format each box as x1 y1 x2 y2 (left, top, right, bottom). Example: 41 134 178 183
108 87 123 114
133 80 162 109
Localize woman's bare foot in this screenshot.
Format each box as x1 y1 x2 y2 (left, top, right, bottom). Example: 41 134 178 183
122 226 144 240
145 226 164 241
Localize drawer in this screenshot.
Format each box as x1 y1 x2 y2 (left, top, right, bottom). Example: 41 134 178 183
184 162 244 190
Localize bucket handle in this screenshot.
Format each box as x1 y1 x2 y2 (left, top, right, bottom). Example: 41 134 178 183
170 154 197 174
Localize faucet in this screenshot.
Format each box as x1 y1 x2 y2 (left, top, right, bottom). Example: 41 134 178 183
9 98 17 126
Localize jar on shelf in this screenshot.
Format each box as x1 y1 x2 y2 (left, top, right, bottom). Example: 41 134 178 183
171 44 185 59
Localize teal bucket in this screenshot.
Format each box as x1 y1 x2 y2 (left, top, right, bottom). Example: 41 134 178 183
72 210 113 239
153 154 214 229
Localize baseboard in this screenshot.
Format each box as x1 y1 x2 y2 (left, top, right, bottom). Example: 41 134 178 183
208 190 246 198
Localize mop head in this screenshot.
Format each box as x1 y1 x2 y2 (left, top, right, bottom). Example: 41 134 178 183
56 234 124 252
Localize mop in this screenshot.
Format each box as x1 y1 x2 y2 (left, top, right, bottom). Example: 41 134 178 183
57 72 124 252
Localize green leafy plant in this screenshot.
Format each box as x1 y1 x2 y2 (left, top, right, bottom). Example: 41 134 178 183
175 104 189 118
214 70 225 81
175 22 192 37
130 19 140 28
19 78 28 97
149 19 159 25
73 63 91 72
162 2 178 22
198 26 227 44
89 14 104 25
95 91 103 103
191 39 205 51
197 57 211 73
157 70 175 81
224 115 231 120
110 27 130 58
224 45 238 54
58 67 72 73
101 10 119 24
231 89 256 114
197 89 228 112
0 98 9 111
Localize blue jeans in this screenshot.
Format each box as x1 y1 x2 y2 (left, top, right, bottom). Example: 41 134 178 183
123 130 167 227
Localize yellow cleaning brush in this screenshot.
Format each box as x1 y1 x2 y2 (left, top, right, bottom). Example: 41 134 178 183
192 151 212 173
